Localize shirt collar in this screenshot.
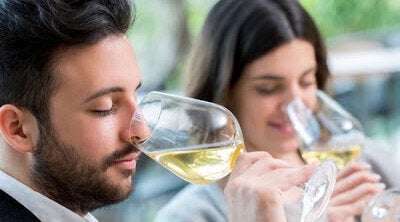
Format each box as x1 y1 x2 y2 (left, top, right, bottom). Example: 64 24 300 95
0 170 98 222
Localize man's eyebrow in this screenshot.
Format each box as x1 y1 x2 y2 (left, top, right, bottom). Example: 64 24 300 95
81 82 142 104
82 87 124 104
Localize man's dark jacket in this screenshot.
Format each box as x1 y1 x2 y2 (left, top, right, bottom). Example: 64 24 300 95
0 189 41 221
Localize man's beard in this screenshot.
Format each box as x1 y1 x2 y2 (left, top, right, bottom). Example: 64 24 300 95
30 123 137 214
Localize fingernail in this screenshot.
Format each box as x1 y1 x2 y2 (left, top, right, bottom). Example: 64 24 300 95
306 161 320 168
310 161 320 166
376 183 386 189
360 163 372 169
372 174 381 180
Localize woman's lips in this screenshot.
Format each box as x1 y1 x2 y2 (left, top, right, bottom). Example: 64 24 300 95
114 152 141 170
269 122 294 134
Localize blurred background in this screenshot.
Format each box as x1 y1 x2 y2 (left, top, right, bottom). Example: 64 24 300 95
93 0 400 221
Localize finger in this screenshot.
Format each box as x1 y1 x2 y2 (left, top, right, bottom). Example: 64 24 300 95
287 162 318 187
328 193 378 219
333 171 382 195
232 152 292 179
336 162 371 180
327 204 359 221
230 151 272 177
257 162 318 192
245 155 292 176
330 182 385 206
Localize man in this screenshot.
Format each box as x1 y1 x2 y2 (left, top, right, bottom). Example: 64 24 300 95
0 0 141 221
0 0 316 221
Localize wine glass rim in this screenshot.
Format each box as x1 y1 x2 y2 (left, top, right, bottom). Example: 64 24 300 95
143 91 242 128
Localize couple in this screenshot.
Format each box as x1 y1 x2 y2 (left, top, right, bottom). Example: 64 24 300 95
0 0 397 222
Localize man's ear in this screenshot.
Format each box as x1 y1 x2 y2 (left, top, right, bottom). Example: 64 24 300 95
0 104 38 153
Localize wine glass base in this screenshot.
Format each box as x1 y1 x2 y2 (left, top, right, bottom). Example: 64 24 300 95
301 159 337 222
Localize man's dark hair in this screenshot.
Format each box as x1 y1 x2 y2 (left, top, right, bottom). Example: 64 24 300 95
0 0 134 123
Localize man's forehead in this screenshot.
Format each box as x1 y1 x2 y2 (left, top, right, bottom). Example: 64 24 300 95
49 36 141 99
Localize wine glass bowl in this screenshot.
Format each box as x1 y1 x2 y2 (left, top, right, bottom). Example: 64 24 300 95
130 91 245 184
287 90 365 171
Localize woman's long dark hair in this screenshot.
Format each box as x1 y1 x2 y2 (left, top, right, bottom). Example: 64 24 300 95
185 0 330 105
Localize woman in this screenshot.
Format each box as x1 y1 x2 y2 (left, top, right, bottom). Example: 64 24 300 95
155 0 399 221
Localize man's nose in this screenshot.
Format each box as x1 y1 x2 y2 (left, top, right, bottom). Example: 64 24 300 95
130 108 151 144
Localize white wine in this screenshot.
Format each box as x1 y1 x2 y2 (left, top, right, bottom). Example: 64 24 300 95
301 145 362 171
148 141 245 184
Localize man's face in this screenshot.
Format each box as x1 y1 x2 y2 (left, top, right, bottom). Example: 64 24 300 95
31 35 142 214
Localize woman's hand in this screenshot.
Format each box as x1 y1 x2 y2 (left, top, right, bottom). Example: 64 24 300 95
327 162 386 222
224 151 318 222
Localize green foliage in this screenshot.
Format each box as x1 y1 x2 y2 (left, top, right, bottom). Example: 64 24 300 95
299 0 400 38
183 0 217 38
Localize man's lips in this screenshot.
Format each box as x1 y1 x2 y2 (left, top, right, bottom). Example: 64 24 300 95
113 152 141 170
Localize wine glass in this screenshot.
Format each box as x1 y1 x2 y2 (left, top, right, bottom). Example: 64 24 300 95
130 91 245 184
361 187 400 221
287 90 365 171
130 91 337 221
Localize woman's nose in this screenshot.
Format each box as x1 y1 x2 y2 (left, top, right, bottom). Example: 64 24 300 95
280 89 300 112
130 108 151 144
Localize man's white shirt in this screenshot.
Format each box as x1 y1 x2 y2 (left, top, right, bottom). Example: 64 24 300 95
0 170 98 222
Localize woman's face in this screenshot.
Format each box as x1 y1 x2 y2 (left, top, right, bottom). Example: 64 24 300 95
228 39 318 158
